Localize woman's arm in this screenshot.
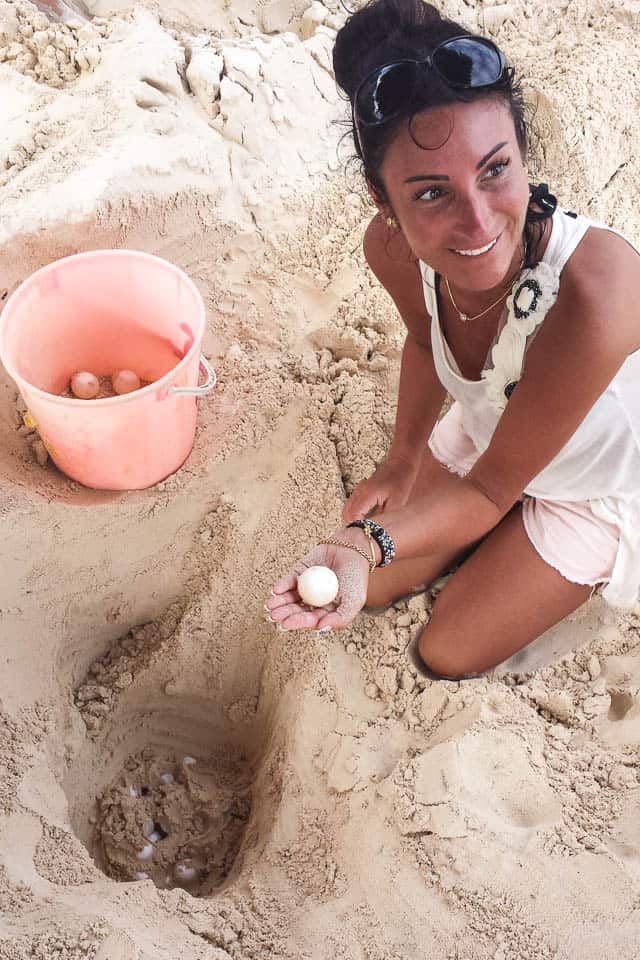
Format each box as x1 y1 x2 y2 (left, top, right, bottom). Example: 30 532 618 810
341 215 449 520
387 332 446 469
363 215 446 469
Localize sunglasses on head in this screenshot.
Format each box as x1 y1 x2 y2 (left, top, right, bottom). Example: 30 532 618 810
352 35 509 156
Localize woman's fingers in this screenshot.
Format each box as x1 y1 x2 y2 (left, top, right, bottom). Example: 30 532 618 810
341 498 359 523
268 593 337 624
265 590 298 612
342 487 385 523
273 602 344 631
381 493 407 513
271 603 324 631
271 573 298 595
342 483 371 523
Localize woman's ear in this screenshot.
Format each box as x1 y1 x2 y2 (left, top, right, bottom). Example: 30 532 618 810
366 181 385 212
366 183 399 228
364 179 402 231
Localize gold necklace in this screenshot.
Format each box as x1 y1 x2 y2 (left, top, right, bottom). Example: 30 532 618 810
445 252 526 323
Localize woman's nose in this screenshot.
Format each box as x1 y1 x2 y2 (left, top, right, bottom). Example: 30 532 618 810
455 192 493 241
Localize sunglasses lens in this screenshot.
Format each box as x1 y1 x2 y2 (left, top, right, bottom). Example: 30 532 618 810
356 61 417 125
433 37 504 87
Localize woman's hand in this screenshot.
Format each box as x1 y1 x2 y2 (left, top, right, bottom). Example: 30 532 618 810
342 456 418 524
266 536 371 632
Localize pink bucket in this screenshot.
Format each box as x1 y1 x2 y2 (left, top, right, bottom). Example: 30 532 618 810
0 249 216 490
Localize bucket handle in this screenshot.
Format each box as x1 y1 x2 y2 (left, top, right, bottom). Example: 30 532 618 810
170 355 217 397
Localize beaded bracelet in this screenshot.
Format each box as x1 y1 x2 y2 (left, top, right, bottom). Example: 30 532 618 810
346 519 396 567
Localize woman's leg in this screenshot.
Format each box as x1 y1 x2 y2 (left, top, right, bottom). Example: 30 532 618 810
365 446 488 609
415 503 593 678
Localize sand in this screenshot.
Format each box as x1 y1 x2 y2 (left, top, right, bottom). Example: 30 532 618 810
0 0 639 956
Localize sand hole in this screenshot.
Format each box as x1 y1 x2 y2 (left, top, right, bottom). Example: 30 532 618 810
65 610 266 897
65 706 258 897
94 744 252 894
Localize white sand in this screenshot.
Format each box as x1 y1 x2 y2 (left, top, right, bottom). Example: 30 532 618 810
0 0 639 957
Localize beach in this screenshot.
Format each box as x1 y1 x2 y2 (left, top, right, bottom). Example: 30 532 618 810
0 0 639 957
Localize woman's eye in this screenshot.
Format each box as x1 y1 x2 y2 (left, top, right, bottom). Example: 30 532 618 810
484 158 510 179
416 186 444 202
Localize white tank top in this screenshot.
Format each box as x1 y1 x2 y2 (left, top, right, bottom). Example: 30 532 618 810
420 208 640 608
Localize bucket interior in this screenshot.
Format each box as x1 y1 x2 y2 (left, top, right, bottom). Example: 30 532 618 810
3 253 203 395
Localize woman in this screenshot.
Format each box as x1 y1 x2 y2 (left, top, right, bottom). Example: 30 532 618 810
266 0 640 679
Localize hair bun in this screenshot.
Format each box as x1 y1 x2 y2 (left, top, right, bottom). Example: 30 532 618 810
333 0 452 100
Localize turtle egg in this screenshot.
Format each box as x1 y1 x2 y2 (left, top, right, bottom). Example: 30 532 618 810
70 371 99 399
297 566 339 607
174 863 198 883
136 843 153 861
112 369 141 395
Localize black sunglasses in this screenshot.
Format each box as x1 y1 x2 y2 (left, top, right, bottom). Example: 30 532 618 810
352 35 509 156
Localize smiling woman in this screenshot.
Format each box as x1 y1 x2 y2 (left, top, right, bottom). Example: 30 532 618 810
266 0 640 681
378 98 529 307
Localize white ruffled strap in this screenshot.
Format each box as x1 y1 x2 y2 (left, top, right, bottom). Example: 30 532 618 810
481 261 561 412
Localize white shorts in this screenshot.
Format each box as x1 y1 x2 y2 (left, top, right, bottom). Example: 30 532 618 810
428 402 619 589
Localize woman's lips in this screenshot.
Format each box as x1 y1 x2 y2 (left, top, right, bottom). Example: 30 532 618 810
450 233 501 257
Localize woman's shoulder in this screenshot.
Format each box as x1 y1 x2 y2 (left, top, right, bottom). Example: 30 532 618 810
558 211 640 277
553 220 640 355
363 214 432 343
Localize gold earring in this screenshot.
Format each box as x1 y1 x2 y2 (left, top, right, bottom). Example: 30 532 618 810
385 214 400 230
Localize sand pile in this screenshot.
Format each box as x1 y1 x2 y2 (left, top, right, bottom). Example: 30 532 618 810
0 0 639 957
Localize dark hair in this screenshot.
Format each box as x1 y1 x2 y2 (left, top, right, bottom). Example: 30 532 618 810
332 0 551 266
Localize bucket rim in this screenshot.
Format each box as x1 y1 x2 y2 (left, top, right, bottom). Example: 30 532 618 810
0 248 207 407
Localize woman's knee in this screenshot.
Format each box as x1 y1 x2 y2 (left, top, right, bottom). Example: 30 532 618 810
416 605 484 680
416 630 465 680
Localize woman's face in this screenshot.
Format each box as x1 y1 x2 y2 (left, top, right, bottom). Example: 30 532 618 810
379 97 530 292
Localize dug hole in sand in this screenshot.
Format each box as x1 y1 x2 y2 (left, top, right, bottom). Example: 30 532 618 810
0 0 639 957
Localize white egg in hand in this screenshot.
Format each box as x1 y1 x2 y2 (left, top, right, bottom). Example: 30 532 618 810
70 371 99 399
112 369 141 394
297 565 339 607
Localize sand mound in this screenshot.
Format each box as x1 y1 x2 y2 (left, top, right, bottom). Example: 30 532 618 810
0 0 639 957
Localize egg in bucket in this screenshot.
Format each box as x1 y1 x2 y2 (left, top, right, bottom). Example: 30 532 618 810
0 250 216 490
